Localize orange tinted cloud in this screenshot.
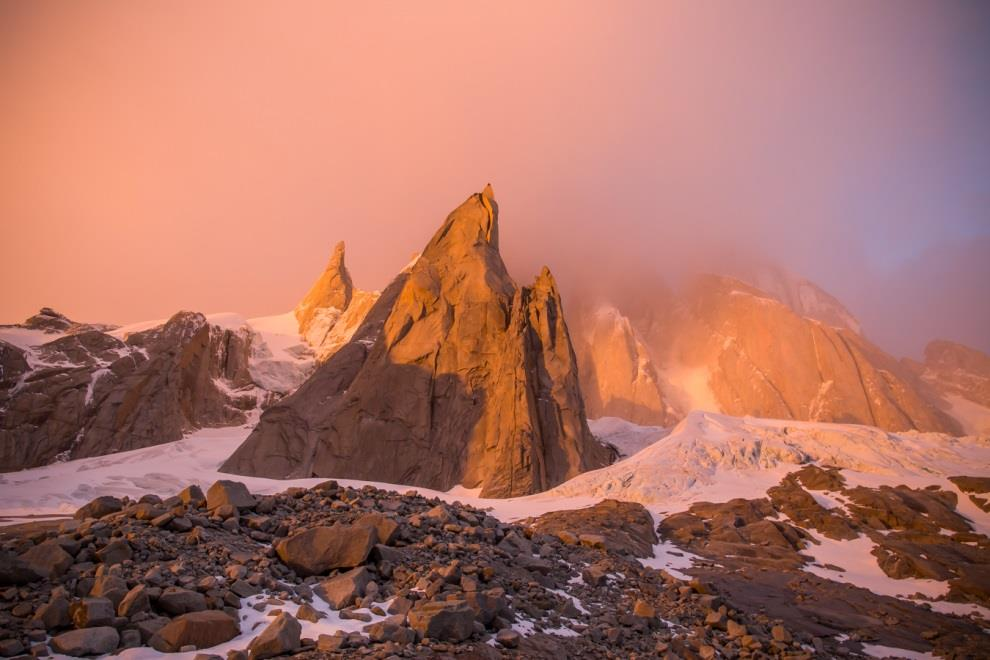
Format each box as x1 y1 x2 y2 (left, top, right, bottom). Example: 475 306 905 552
1 2 987 356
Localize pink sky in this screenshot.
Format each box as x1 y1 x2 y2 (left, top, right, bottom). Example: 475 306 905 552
2 2 988 357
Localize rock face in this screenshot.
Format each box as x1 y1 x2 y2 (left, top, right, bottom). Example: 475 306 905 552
571 305 676 426
675 276 958 433
0 310 269 471
572 275 960 435
222 186 613 496
294 241 380 362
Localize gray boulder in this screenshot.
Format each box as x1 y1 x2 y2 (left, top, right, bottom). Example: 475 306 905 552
50 626 120 656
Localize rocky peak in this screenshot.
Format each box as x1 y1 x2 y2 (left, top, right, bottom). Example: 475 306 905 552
23 308 74 333
295 241 355 337
222 186 612 497
421 185 500 261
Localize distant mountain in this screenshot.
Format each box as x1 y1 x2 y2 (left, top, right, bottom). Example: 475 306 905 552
904 339 990 435
572 273 963 435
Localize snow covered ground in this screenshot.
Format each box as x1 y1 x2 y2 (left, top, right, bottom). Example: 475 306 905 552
2 410 989 657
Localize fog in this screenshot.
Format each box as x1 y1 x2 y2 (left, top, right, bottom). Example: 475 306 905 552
2 2 988 358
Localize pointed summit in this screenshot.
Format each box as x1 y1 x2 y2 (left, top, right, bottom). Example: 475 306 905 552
423 187 500 258
294 241 354 337
222 189 612 497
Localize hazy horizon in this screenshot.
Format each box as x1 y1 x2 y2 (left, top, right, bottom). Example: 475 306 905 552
2 2 988 358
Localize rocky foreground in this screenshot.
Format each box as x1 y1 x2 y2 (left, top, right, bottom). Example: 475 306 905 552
0 476 894 660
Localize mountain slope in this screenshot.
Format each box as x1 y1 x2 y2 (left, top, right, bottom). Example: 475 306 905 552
0 310 265 471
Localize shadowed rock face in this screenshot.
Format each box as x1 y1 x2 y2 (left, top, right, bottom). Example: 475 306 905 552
0 311 262 471
222 186 613 497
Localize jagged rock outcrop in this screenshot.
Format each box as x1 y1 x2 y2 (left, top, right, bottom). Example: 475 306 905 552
222 185 613 496
572 275 960 434
0 311 265 471
571 305 676 426
293 241 380 361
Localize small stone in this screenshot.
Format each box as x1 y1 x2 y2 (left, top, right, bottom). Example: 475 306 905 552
727 619 747 639
296 603 322 623
632 599 655 619
495 628 520 648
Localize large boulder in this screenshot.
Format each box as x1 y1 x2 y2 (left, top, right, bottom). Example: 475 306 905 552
276 525 376 576
221 186 613 497
408 600 475 642
149 610 240 653
19 541 73 579
74 496 123 520
248 612 301 660
206 480 257 511
50 626 120 656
